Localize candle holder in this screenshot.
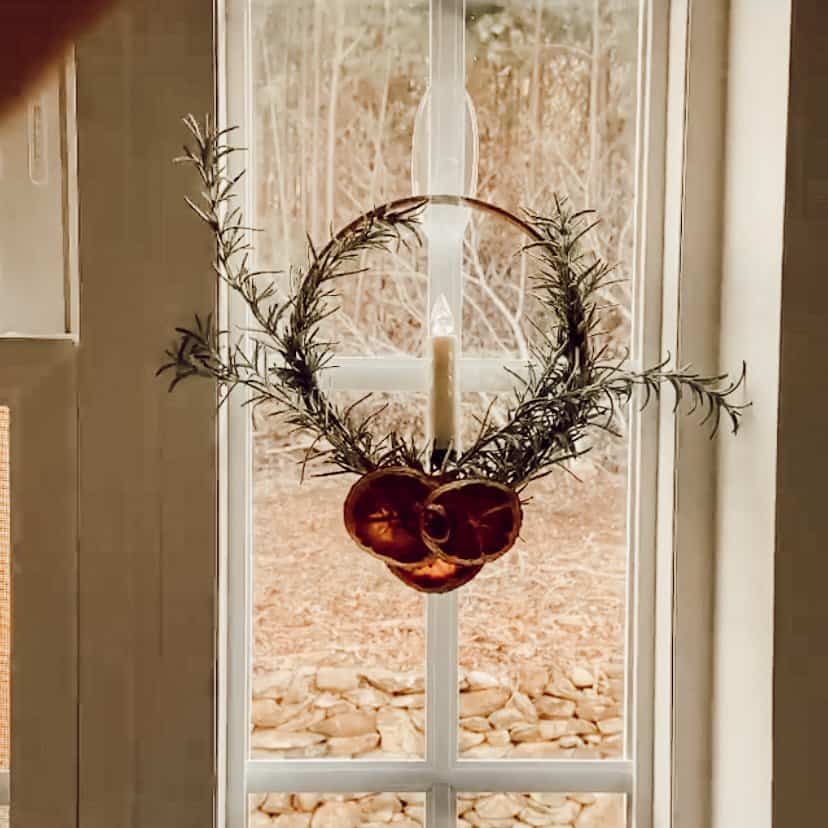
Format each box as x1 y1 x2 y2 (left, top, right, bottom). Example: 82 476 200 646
160 117 749 593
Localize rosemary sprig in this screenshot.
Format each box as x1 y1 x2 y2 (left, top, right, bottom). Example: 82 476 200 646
160 116 748 484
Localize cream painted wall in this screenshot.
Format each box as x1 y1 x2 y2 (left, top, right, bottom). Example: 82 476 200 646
714 2 790 828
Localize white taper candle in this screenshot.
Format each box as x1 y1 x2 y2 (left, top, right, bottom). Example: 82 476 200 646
430 294 459 468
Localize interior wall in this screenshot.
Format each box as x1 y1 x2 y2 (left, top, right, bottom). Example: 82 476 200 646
75 1 217 825
772 0 828 825
714 2 791 828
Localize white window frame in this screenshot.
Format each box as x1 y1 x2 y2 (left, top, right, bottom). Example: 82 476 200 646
218 1 683 825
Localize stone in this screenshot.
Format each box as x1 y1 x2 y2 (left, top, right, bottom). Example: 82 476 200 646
376 707 422 756
488 705 526 730
460 686 511 717
323 701 357 717
326 732 379 756
461 716 492 732
510 741 566 758
511 723 542 742
575 796 624 828
576 697 619 722
475 794 522 820
528 794 569 808
250 729 325 751
518 665 549 698
512 691 539 721
315 667 360 692
311 692 342 709
390 692 425 709
250 813 274 828
461 743 509 758
543 674 580 702
459 729 486 750
409 708 425 732
284 742 328 758
541 801 581 824
567 718 598 735
253 670 293 699
466 670 501 689
261 793 293 814
486 728 511 747
519 806 559 827
362 668 424 694
273 816 311 828
252 699 314 729
569 666 595 689
293 794 323 812
558 735 583 748
283 671 315 704
310 711 376 738
537 720 569 740
343 686 391 709
276 707 326 733
310 801 361 828
252 699 284 728
404 804 426 823
567 794 597 806
535 696 576 719
359 792 402 820
597 717 624 735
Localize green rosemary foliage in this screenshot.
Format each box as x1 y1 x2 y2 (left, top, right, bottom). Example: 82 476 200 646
160 116 749 484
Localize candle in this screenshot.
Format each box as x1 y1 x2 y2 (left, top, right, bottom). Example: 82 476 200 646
429 294 459 471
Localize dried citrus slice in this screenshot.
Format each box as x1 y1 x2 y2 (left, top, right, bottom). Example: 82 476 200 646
386 557 483 594
420 479 522 565
343 467 435 569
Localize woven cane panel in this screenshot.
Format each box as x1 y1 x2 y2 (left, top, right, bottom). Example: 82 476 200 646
0 408 10 768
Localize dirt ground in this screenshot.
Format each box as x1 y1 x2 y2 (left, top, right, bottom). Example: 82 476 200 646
252 448 627 686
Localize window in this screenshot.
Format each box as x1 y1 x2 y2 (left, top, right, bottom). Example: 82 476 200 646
223 1 660 825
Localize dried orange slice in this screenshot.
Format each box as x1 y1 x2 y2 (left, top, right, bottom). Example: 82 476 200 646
386 557 483 593
420 479 522 565
343 467 435 568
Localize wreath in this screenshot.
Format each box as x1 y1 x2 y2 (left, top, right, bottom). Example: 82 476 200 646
160 116 748 593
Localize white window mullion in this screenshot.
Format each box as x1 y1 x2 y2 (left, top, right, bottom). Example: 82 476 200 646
245 758 634 795
426 1 465 824
426 594 459 823
323 357 534 393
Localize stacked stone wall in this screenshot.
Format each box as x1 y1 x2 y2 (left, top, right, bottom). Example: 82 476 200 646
251 661 625 827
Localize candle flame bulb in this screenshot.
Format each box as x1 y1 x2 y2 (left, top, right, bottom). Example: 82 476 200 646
431 294 455 336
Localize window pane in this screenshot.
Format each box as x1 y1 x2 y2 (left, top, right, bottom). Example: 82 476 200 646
457 793 625 828
0 408 9 770
251 0 429 357
250 793 426 827
457 0 639 760
252 394 426 759
458 393 626 760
